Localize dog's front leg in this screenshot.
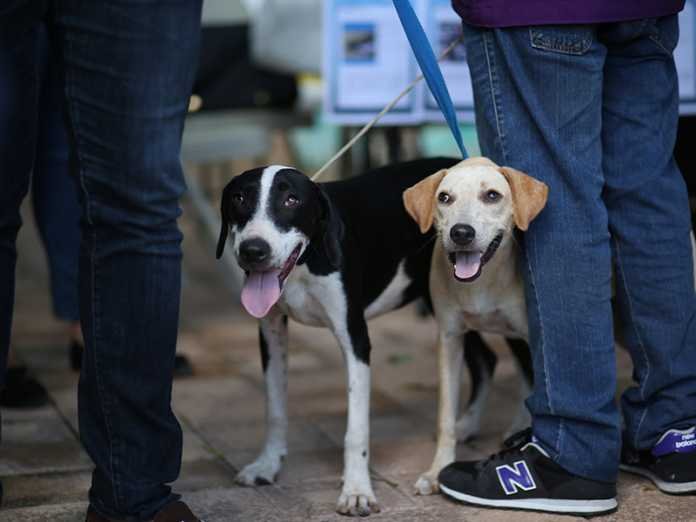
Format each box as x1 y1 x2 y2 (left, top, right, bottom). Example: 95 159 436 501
236 312 289 486
415 329 464 495
333 318 380 516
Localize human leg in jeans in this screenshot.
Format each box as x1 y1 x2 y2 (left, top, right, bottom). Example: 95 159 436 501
0 22 80 410
0 2 43 392
438 16 696 514
465 21 620 479
33 21 194 378
601 17 696 493
0 0 45 505
0 23 50 411
52 1 203 519
439 22 619 514
32 21 82 344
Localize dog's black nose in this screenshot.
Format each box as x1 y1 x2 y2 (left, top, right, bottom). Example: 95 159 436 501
239 238 271 266
450 224 476 246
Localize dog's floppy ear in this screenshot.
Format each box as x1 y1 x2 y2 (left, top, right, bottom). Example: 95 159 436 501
498 166 549 231
402 169 448 233
318 185 344 269
216 184 231 259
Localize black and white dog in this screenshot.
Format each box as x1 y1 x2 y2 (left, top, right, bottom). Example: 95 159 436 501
216 158 532 516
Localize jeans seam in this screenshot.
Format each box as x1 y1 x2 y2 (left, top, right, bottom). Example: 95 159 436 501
482 30 509 162
65 36 122 510
613 236 651 447
555 417 565 460
524 246 554 416
648 34 673 55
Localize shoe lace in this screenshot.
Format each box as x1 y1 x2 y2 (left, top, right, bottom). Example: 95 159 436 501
479 428 533 468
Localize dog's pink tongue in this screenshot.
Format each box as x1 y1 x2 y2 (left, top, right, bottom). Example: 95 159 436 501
241 270 282 318
455 251 482 280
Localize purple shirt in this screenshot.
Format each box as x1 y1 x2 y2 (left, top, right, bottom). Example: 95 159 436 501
452 1 686 28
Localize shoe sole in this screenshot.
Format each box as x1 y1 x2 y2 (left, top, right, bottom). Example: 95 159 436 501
620 464 696 495
439 484 618 516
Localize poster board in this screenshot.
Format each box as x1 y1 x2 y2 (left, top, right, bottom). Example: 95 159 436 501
323 0 696 124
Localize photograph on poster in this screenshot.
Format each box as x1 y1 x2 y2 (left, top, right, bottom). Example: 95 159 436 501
343 22 377 62
324 0 696 121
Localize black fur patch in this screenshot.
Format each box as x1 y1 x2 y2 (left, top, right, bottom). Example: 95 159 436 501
267 169 322 234
319 157 457 309
346 289 372 365
216 166 264 258
507 338 534 387
259 325 270 372
264 169 345 272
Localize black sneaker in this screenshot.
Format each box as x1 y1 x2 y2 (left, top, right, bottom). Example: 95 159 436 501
620 426 696 495
438 430 617 516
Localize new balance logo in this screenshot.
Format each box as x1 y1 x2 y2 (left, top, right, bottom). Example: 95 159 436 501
496 460 537 495
676 438 695 451
653 429 696 457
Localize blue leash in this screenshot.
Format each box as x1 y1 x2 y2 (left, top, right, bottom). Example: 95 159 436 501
392 0 468 159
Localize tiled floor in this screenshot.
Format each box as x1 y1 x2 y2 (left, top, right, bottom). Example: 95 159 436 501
2 203 694 521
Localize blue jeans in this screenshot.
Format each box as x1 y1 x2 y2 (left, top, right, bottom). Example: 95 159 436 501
0 1 202 519
464 16 696 482
31 23 81 323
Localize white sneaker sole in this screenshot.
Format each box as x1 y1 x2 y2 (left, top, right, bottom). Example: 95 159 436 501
439 484 617 515
620 464 696 494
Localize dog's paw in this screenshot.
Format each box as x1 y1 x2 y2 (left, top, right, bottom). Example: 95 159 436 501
413 472 439 496
235 454 283 487
336 487 381 517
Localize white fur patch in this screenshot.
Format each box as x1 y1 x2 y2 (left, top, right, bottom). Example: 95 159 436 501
365 260 412 319
333 326 379 515
278 266 345 327
236 313 288 486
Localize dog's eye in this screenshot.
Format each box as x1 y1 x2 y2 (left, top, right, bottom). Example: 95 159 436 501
484 190 502 203
284 195 300 208
232 193 244 205
438 192 452 204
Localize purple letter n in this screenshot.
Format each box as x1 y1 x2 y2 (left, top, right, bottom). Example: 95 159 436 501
496 461 537 495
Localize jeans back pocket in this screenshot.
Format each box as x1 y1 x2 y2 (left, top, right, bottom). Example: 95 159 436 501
530 26 593 55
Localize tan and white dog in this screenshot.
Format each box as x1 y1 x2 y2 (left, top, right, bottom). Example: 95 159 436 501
402 157 549 495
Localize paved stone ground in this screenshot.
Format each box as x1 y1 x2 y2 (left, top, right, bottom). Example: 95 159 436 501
2 202 694 522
